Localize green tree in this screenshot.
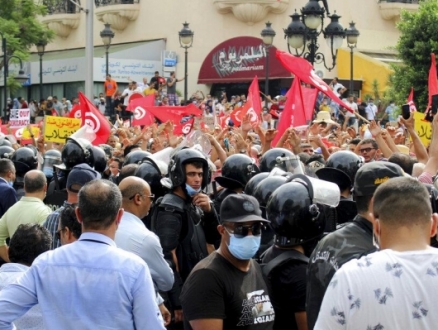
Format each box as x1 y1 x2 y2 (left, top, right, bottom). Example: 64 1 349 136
388 0 438 112
0 0 54 91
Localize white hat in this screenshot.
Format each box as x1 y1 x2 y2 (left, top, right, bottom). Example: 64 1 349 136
313 111 336 125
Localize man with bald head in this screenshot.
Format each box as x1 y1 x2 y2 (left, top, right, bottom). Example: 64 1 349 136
116 177 174 326
116 177 174 292
0 170 51 262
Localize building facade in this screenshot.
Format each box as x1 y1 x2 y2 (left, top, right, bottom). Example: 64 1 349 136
3 0 420 104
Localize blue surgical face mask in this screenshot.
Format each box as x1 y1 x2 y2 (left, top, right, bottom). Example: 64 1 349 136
185 183 201 197
43 167 53 180
8 181 13 187
228 234 261 260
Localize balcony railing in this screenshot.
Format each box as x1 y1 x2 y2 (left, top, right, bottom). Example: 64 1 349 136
94 0 140 7
379 0 419 3
379 0 420 20
43 0 81 14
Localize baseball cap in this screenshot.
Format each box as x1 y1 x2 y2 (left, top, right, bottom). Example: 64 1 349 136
220 194 269 224
67 163 101 193
353 161 403 197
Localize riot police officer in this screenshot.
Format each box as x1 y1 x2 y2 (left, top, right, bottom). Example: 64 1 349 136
150 148 219 328
10 146 38 199
213 154 259 219
45 137 96 210
316 151 363 227
262 175 338 330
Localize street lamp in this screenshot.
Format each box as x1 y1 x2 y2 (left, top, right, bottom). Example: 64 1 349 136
178 22 194 103
100 23 115 77
283 0 345 71
36 40 47 102
345 22 360 95
260 22 276 108
0 33 28 119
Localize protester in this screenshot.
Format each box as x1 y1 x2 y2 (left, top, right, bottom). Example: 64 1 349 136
44 163 100 249
0 180 165 329
181 194 275 329
0 224 51 329
0 159 17 218
315 177 438 329
0 170 51 262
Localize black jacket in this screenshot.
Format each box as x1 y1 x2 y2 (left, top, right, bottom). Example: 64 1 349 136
306 215 377 329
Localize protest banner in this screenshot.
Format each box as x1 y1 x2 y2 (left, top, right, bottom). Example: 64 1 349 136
44 116 81 143
9 108 31 128
413 111 432 146
0 124 41 144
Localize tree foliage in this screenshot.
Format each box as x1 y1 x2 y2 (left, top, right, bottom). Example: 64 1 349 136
0 0 55 90
388 0 438 112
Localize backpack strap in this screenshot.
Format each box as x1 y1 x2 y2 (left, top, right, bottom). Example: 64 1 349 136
263 250 309 277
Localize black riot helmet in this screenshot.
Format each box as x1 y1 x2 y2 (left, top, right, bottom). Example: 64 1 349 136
253 176 287 208
135 157 166 198
43 149 62 168
244 172 269 196
259 148 302 174
168 148 210 189
0 138 12 147
215 154 260 189
61 138 94 170
123 150 151 167
316 151 363 190
91 146 107 173
266 181 325 247
0 146 14 159
11 147 38 176
98 144 113 160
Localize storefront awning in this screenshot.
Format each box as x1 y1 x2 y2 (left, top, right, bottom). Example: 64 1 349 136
337 48 394 97
198 36 292 84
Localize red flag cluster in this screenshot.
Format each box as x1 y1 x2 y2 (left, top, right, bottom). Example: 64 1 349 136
126 96 203 135
229 76 262 127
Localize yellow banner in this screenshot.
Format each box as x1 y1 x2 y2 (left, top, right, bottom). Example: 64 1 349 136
21 126 41 140
44 116 81 143
413 111 432 147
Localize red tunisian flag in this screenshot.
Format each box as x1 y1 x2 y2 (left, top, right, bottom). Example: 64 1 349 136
276 50 355 113
69 104 82 119
302 86 318 121
271 77 306 146
78 92 111 145
127 95 155 126
429 53 438 107
229 76 262 126
407 87 417 112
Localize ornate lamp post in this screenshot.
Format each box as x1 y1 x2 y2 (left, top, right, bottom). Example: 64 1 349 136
36 40 47 101
261 22 276 108
178 22 194 103
100 23 115 77
283 0 346 71
345 22 360 94
0 33 28 118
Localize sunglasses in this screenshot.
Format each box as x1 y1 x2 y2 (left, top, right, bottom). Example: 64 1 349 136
224 222 264 238
128 193 155 201
359 147 375 153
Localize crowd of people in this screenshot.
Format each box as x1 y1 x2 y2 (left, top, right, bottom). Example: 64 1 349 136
0 71 437 330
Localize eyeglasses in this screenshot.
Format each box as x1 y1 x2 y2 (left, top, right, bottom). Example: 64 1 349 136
224 222 264 238
359 147 375 153
128 193 155 201
55 228 65 241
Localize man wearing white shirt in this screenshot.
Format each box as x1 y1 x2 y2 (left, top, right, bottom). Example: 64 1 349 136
343 94 358 131
315 177 438 330
365 98 378 121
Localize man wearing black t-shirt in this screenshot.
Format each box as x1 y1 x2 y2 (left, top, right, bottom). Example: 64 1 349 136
181 194 275 330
